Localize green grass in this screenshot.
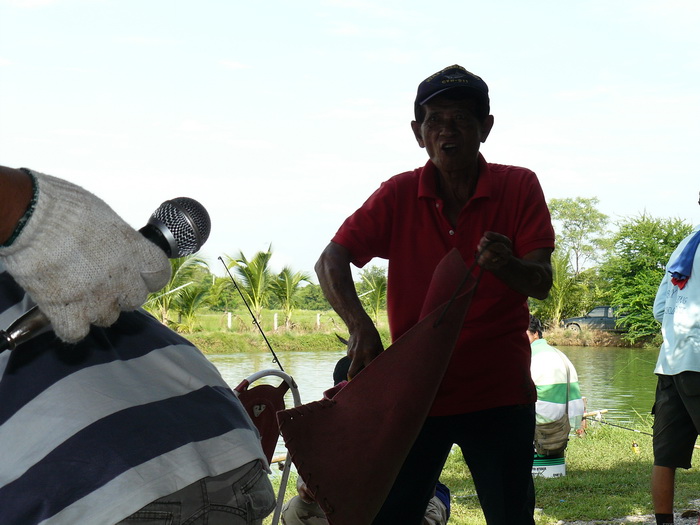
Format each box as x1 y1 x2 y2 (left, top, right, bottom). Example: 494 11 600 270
177 311 639 354
191 309 388 335
263 420 699 524
181 309 392 354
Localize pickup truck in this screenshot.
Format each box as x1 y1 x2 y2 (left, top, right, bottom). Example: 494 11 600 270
561 306 625 332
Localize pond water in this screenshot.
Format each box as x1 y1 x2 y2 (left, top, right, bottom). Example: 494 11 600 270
562 346 659 423
208 345 661 425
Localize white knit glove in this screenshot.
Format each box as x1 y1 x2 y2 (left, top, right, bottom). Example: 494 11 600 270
0 170 172 343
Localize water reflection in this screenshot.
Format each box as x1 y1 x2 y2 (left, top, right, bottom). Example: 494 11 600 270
562 346 659 423
209 350 347 407
208 345 661 425
209 351 348 459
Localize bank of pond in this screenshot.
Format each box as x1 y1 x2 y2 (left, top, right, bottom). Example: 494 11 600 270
185 326 648 357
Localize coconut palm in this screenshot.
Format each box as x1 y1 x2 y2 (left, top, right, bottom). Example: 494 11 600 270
546 248 579 325
207 275 240 312
529 248 584 326
144 255 209 324
358 265 387 326
270 266 312 329
224 247 273 324
171 281 209 333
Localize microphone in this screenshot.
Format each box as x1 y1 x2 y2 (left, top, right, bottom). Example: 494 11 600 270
139 197 211 258
0 197 211 352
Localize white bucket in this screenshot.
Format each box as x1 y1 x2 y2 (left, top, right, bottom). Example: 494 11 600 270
532 454 566 478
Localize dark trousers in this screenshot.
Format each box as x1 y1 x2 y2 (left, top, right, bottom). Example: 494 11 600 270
372 404 536 525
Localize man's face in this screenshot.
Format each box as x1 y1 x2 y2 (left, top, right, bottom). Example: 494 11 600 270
411 96 494 175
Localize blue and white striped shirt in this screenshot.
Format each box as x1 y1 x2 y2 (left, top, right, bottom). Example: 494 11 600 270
0 264 266 524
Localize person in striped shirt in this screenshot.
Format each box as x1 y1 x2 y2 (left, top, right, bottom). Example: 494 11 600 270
0 166 275 524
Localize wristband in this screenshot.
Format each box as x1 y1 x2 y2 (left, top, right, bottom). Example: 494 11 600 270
1 169 39 248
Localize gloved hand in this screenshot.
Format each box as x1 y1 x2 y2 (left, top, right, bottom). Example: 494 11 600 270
0 169 172 343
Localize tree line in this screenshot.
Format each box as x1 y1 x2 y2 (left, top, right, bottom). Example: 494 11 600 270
142 245 386 334
144 198 693 344
531 197 692 344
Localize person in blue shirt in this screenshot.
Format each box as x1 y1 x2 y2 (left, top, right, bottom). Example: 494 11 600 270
651 192 700 525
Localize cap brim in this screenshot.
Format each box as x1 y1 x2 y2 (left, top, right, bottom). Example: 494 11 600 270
418 85 486 106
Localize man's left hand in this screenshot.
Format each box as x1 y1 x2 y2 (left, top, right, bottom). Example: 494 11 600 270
476 231 513 271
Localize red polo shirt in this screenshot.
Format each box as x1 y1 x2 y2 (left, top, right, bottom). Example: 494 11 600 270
332 155 555 416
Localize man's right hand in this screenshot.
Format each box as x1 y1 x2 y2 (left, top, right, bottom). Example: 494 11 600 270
346 322 384 379
315 242 385 378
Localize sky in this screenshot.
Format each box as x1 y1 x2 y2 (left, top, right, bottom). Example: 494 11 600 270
1 0 699 280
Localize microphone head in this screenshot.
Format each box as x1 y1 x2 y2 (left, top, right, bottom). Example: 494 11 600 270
146 197 211 258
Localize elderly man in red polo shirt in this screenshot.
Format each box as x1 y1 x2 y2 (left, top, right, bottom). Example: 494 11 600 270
315 64 554 525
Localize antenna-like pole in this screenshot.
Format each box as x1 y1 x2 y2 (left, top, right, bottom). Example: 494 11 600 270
219 256 284 372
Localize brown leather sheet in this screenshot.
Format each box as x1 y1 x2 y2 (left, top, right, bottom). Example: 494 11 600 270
277 249 475 525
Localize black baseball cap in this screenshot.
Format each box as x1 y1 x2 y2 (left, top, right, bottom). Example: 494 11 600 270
414 64 490 120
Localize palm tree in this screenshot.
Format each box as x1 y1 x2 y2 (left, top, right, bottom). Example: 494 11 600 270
171 282 209 333
207 275 240 312
530 248 581 326
144 255 209 324
547 249 577 325
224 247 274 324
270 266 312 329
359 266 387 326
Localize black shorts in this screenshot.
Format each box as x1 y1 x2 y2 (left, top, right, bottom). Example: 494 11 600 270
652 372 700 469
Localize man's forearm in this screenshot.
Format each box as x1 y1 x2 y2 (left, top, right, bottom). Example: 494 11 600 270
492 255 553 300
315 242 375 332
315 242 385 376
0 167 34 244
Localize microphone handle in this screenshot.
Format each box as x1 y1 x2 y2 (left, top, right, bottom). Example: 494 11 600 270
0 305 50 352
1 225 178 353
138 223 174 258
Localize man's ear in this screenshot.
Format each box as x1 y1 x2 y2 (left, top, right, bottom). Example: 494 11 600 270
411 120 425 148
480 115 495 143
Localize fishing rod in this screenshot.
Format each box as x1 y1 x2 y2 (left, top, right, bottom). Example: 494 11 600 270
218 256 284 372
583 413 700 450
585 416 652 437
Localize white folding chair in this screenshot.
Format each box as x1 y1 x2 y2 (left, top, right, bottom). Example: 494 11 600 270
235 369 301 525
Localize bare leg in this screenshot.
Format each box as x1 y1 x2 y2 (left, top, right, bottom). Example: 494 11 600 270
651 465 676 514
